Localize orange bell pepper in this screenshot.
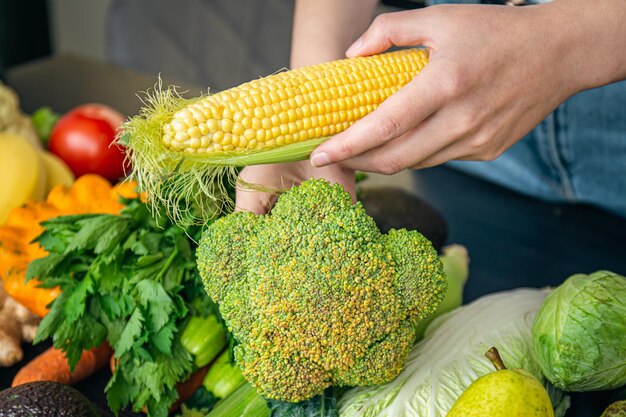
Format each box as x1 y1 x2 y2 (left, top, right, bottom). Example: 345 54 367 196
0 175 137 317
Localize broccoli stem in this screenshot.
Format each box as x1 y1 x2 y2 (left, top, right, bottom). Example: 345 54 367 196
414 244 469 340
206 383 270 417
181 314 228 367
203 350 246 399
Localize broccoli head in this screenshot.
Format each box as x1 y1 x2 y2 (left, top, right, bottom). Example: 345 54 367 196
197 179 446 402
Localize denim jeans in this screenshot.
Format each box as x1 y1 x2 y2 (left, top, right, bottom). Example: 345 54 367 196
427 0 626 217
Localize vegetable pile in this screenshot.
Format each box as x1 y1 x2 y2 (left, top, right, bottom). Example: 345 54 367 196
27 195 217 416
4 53 624 417
3 172 625 417
338 288 570 417
0 175 136 317
14 64 626 417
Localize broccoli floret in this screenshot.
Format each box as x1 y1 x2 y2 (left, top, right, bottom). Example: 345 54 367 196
197 179 446 402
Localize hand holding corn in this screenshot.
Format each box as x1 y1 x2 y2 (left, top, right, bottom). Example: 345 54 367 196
123 48 429 223
309 1 626 173
122 0 626 223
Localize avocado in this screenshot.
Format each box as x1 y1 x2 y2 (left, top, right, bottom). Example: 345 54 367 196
359 187 447 251
0 381 100 417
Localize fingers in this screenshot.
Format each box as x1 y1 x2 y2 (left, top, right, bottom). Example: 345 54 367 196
234 163 358 214
322 166 358 202
337 103 488 174
410 140 472 170
337 111 450 174
338 130 459 174
346 10 433 58
235 166 280 214
235 187 276 214
310 62 445 168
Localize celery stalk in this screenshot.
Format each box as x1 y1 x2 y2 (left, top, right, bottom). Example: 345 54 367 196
203 350 246 399
181 314 228 367
207 383 269 417
414 244 469 340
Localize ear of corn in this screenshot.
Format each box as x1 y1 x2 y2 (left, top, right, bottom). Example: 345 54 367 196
121 48 429 225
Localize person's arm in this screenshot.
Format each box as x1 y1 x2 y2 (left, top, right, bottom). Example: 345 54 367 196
236 0 377 213
309 0 626 172
290 0 379 68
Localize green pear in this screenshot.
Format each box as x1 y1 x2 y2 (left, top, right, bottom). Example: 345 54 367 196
446 347 553 417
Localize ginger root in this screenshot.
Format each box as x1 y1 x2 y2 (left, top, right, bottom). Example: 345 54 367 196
0 80 40 148
0 283 40 366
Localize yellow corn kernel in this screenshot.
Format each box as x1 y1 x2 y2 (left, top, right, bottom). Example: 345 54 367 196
164 48 429 153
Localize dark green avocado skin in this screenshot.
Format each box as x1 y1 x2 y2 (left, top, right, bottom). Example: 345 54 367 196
0 381 100 417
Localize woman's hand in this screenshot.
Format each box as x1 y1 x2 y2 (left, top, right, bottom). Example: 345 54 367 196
236 0 626 212
309 2 621 173
235 163 356 213
235 0 376 213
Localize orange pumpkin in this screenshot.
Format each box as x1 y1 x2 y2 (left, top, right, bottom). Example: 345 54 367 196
0 175 137 317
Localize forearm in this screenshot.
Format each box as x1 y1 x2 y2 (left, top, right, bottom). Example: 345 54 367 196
543 0 626 93
290 0 378 68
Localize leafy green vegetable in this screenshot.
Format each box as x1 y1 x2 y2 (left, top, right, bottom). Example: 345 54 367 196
338 288 570 417
267 388 340 417
206 383 270 417
31 106 60 145
533 271 626 392
30 197 209 417
185 386 219 410
176 386 219 417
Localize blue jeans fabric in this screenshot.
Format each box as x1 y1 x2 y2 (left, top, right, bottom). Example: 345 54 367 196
426 0 626 217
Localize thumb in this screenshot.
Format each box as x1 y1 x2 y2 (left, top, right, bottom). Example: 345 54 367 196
234 166 279 214
235 185 275 214
346 9 431 58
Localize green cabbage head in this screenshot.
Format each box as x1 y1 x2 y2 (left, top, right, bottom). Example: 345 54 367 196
533 270 626 391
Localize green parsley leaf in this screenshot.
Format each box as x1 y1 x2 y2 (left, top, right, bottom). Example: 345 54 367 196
151 321 176 355
26 253 65 282
34 290 70 344
65 215 126 253
63 274 95 323
136 280 173 331
31 195 218 416
115 307 144 356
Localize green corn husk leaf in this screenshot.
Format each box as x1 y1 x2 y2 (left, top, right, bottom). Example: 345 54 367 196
120 82 327 226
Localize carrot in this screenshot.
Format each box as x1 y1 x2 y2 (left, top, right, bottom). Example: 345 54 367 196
110 353 118 374
109 357 209 413
170 365 210 411
12 343 113 387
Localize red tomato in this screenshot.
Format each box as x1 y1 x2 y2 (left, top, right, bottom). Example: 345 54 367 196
48 104 128 182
